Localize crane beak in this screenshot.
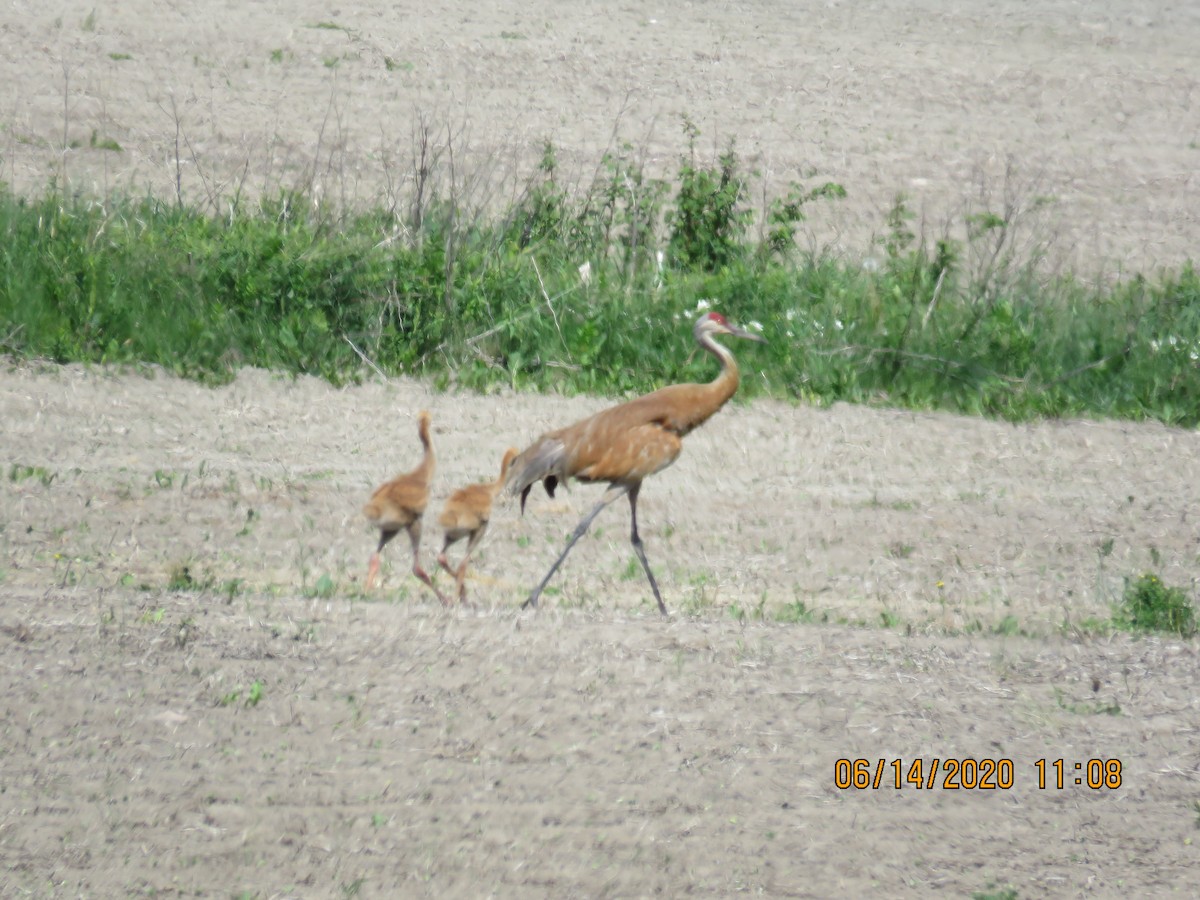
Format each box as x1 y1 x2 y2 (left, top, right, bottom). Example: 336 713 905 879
727 323 767 343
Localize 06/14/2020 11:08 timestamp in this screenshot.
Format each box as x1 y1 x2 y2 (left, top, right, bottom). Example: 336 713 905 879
833 758 1123 791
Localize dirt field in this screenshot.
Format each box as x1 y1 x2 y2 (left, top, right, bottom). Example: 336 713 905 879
4 1 1200 898
3 362 1200 898
2 0 1198 273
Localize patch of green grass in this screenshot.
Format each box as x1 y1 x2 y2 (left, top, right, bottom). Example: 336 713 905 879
305 573 336 599
1054 687 1121 717
108 52 132 61
879 609 902 628
9 463 56 486
972 888 1018 900
89 130 123 152
993 614 1022 636
218 680 264 708
167 562 215 592
619 557 639 581
246 680 264 707
1115 572 1196 637
775 598 824 624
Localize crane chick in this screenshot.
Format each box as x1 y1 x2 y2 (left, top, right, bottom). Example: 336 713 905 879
363 409 447 604
506 310 765 614
436 447 519 604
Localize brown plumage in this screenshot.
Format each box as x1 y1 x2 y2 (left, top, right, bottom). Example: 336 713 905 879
506 310 765 614
437 447 519 604
363 410 447 604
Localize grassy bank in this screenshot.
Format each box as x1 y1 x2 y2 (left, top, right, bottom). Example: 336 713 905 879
2 140 1197 425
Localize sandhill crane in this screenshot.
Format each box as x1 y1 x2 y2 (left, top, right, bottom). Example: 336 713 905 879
363 409 446 604
506 310 765 614
436 447 520 604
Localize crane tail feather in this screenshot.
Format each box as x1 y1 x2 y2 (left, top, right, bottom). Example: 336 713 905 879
506 437 567 508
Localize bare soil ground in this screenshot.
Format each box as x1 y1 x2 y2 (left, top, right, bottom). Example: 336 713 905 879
3 363 1200 898
4 1 1200 898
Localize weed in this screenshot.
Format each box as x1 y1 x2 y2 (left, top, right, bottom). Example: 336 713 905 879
305 573 336 599
994 614 1021 636
1054 687 1121 717
775 599 823 624
619 558 639 581
218 681 264 708
108 52 132 61
9 463 56 486
167 563 214 592
246 680 264 707
1115 572 1196 638
972 887 1018 900
666 118 750 272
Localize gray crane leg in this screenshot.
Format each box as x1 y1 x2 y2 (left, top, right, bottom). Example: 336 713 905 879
524 483 630 609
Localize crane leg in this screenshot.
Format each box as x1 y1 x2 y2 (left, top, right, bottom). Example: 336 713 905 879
627 482 668 616
365 528 399 590
436 534 459 579
407 521 449 606
454 526 487 605
524 483 630 609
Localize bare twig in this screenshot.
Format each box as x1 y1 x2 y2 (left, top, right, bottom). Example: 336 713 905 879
343 335 388 381
530 257 567 351
1 324 25 350
59 61 72 189
921 266 947 329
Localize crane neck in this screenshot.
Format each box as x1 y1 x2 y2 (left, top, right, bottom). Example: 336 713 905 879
416 419 435 479
700 332 741 403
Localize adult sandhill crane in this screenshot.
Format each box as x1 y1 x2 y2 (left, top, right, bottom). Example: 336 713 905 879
436 447 520 604
363 409 446 604
506 310 765 614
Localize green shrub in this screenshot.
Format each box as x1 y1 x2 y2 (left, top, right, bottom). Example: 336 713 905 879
0 138 1197 429
1116 573 1197 638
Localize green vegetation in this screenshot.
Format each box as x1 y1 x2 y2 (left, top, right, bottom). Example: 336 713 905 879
1 128 1198 426
1115 572 1197 638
